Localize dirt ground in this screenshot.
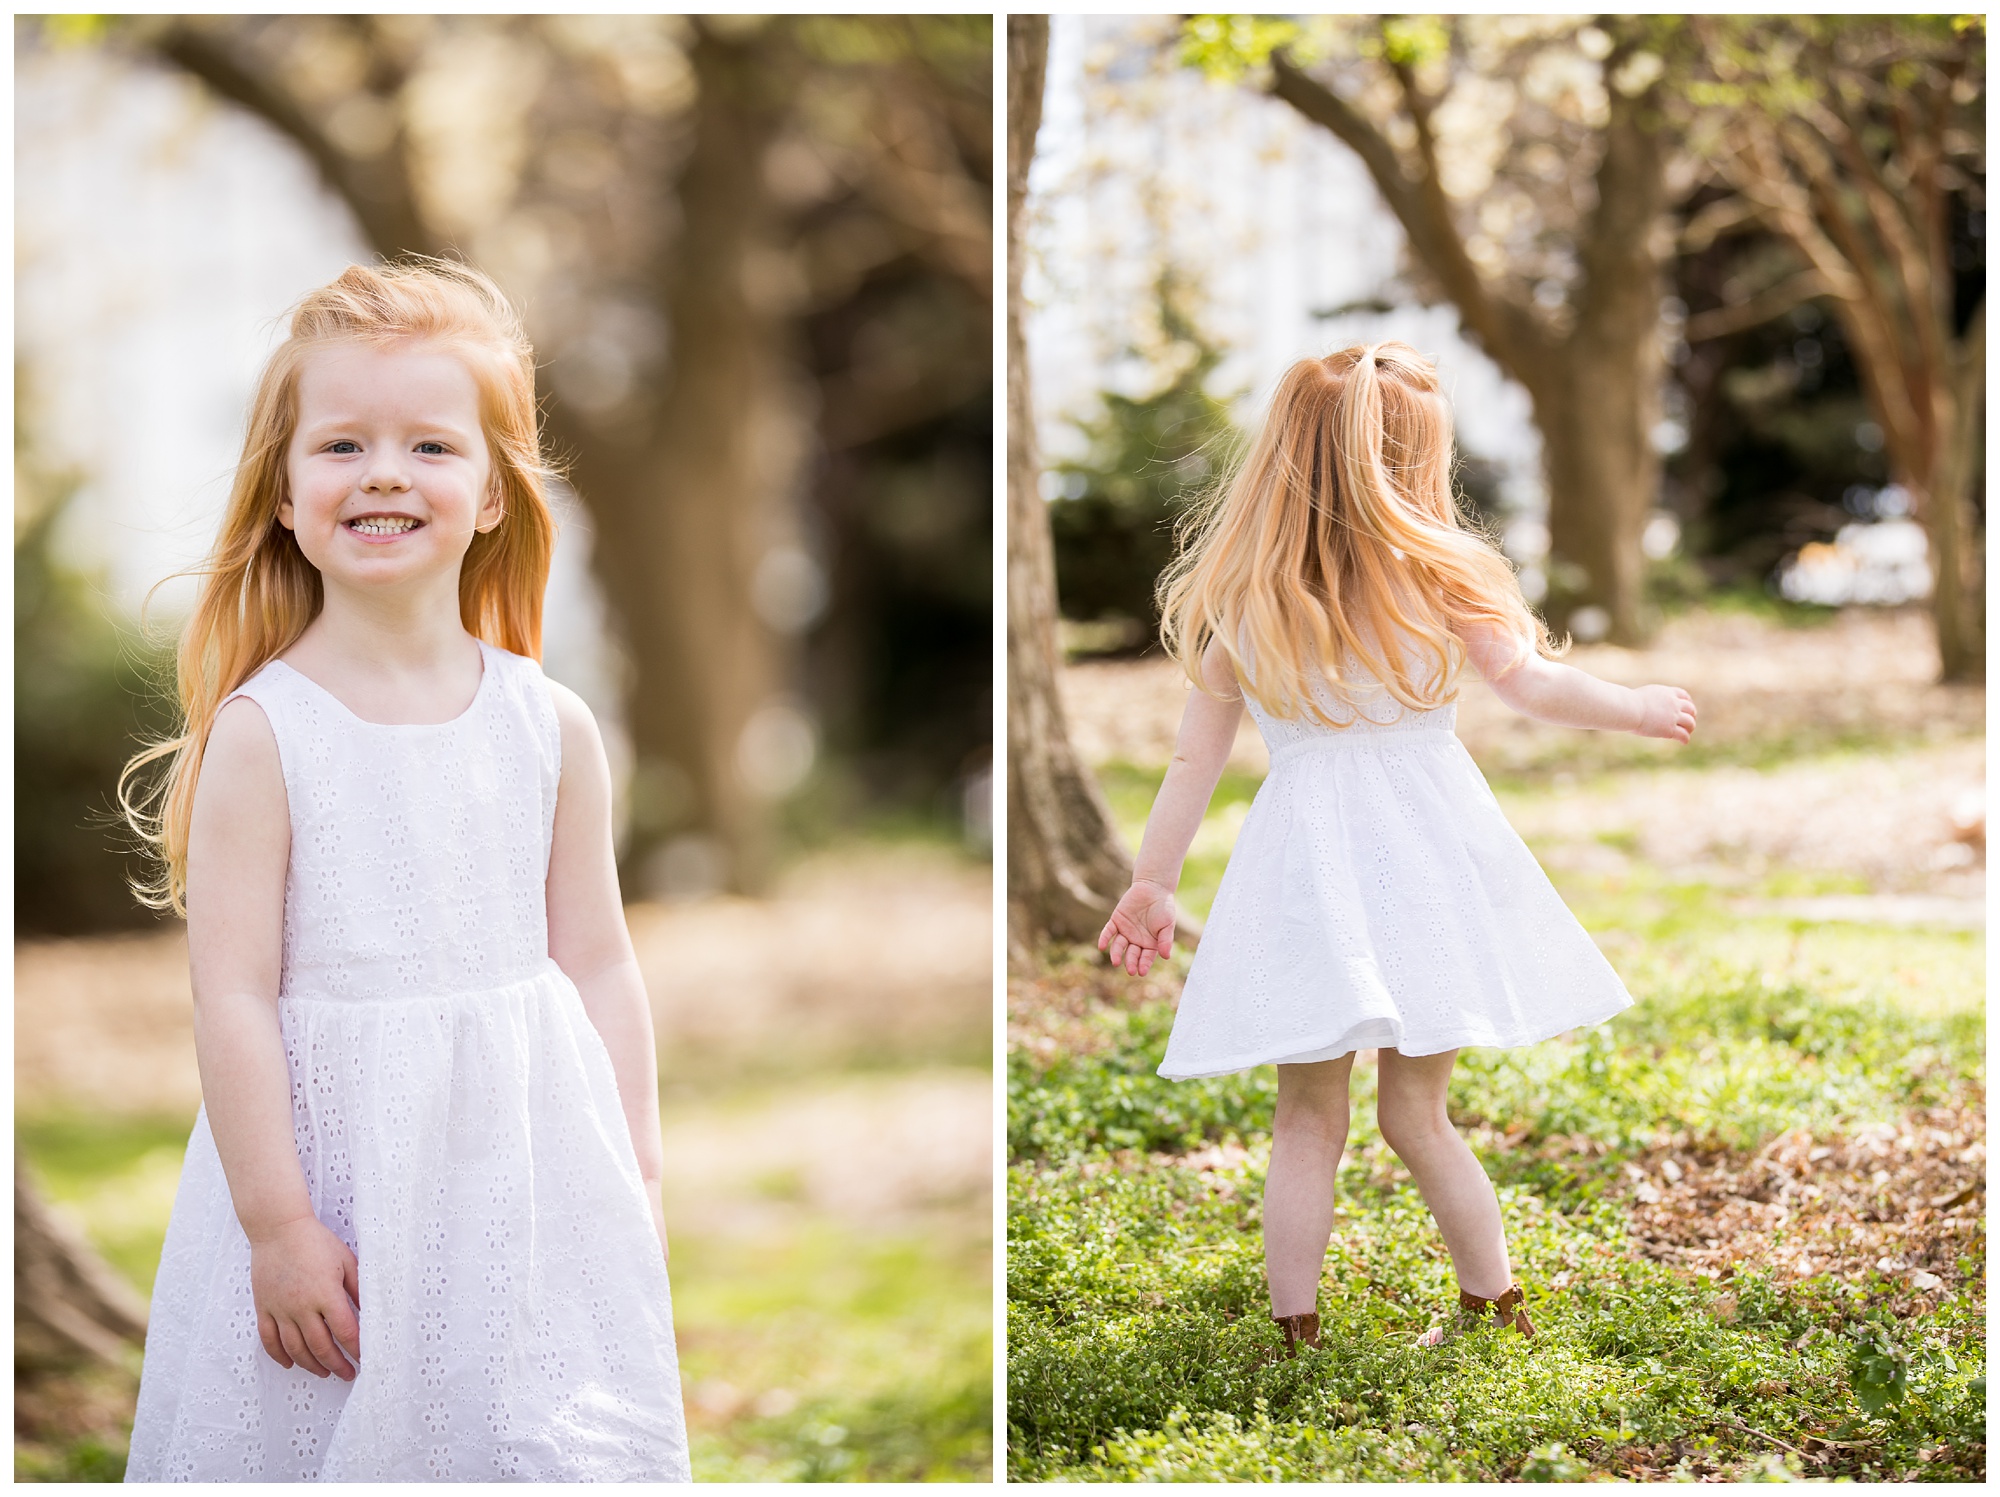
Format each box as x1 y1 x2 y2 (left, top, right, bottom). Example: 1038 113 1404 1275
1062 607 1981 774
14 844 992 1117
1062 607 1985 907
14 843 993 1482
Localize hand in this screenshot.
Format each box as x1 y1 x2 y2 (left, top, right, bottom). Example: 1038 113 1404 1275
1632 684 1697 744
1098 880 1177 976
248 1214 361 1380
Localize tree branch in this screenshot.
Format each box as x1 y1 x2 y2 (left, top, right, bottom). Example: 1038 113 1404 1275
1268 48 1548 378
153 21 441 261
1680 195 1762 254
1685 270 1832 341
854 82 992 304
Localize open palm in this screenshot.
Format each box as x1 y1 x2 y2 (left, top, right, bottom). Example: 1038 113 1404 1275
1099 881 1177 976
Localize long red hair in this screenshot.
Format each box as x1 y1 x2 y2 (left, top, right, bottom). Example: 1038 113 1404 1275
120 258 556 913
1159 342 1554 722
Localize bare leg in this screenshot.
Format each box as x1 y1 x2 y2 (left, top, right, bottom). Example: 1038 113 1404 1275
1263 1055 1355 1318
1375 1048 1513 1299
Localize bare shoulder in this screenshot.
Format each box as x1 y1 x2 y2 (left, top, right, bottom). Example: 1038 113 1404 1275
203 695 282 780
542 677 610 788
543 676 599 738
1455 618 1533 683
1198 638 1242 699
192 695 287 830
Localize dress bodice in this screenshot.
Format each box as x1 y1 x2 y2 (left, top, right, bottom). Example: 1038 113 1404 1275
222 641 561 1003
1240 644 1459 759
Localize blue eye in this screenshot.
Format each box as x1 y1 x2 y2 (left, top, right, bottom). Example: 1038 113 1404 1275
416 441 447 455
328 440 361 454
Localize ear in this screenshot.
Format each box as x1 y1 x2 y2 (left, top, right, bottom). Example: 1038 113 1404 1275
474 476 506 535
277 493 296 532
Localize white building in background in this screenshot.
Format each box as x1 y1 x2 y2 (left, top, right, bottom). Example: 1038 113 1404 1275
15 41 625 750
1025 14 1542 501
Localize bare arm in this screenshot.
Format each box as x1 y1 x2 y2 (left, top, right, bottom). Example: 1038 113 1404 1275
1099 642 1245 976
543 680 667 1259
187 698 360 1380
1463 622 1696 742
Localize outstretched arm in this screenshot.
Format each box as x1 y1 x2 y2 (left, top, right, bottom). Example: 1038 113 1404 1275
1462 622 1696 742
1099 642 1245 976
188 698 361 1381
544 680 668 1263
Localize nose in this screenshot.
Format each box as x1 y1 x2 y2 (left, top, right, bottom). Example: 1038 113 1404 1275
360 451 412 494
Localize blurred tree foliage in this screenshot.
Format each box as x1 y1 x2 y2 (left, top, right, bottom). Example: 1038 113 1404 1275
1683 15 1985 677
1043 286 1508 653
1187 14 1693 645
1177 14 1983 673
15 398 176 935
24 14 992 903
1047 287 1241 643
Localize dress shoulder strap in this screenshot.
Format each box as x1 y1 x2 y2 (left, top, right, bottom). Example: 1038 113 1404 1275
482 644 564 781
218 658 303 735
214 658 312 802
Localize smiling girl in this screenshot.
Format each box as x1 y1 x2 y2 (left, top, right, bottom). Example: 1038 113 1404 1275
119 261 690 1481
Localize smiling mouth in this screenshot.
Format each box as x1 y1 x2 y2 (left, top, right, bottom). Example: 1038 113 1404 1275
347 516 424 537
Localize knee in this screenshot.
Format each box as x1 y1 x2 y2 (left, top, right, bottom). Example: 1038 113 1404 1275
1376 1095 1448 1156
1275 1084 1349 1145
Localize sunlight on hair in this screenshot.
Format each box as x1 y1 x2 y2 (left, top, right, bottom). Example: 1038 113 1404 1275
1158 342 1557 723
118 258 559 914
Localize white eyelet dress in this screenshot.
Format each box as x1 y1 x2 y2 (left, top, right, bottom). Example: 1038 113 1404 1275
1157 666 1632 1080
126 641 691 1483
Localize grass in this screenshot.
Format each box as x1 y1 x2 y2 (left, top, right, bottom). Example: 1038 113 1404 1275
17 1074 993 1484
676 1217 991 1481
1010 756 1985 1480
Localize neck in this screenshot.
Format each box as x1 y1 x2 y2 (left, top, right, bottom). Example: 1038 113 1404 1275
308 570 475 668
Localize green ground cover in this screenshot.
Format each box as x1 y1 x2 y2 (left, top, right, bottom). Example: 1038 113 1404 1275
1010 763 1985 1481
18 1075 992 1483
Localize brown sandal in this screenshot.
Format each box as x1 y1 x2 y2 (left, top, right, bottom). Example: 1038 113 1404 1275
1272 1311 1321 1358
1418 1284 1535 1346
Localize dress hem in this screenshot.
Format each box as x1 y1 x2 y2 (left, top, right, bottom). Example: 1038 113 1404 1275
1156 994 1631 1080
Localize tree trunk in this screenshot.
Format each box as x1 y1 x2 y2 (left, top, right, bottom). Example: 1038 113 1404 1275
567 26 793 893
1538 77 1668 643
1006 15 1133 958
1266 38 1669 644
15 1159 148 1371
152 19 794 893
1923 300 1985 682
1535 369 1651 643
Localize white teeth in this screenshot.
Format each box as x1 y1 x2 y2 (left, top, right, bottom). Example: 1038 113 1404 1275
350 517 420 535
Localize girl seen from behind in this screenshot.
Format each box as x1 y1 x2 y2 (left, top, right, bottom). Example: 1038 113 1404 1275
119 261 690 1480
1098 343 1697 1354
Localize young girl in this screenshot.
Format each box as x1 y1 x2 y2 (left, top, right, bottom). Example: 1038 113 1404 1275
120 261 690 1480
1098 344 1696 1355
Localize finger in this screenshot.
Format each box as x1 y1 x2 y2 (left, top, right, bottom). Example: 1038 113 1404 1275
301 1314 356 1381
329 1291 362 1363
259 1311 294 1369
1126 943 1143 976
1136 949 1153 977
279 1317 331 1379
1097 921 1114 952
1107 933 1127 968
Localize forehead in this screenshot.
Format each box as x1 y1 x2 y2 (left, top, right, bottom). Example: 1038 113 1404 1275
293 340 482 424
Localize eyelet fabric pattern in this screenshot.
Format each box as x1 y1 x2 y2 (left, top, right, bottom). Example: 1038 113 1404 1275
126 643 690 1482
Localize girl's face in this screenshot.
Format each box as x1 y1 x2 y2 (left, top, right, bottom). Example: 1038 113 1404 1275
282 341 501 592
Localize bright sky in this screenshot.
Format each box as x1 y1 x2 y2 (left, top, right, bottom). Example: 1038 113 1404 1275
1024 15 1541 499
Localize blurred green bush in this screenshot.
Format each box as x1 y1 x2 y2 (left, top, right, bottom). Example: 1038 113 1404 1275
15 450 176 936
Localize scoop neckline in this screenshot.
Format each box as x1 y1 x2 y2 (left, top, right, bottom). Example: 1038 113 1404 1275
269 640 494 729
